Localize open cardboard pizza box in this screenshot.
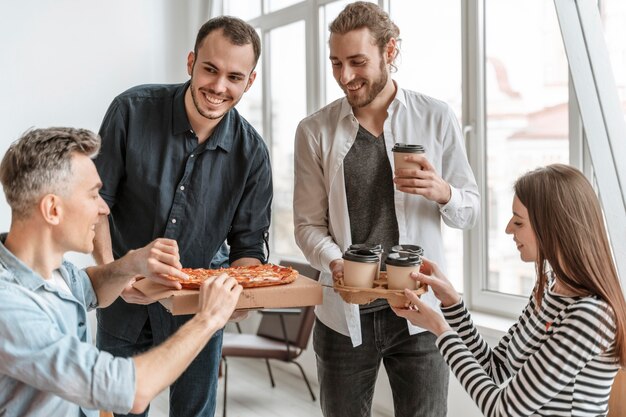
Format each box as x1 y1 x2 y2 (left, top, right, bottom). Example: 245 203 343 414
133 274 322 315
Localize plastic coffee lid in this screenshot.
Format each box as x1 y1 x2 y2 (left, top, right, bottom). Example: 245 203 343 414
391 143 425 153
385 252 422 266
391 244 424 256
348 243 383 254
342 249 380 263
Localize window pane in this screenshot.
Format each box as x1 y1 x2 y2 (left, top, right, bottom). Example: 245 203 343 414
269 21 307 257
390 0 464 291
224 0 262 21
601 0 626 122
265 0 301 13
234 30 264 136
486 0 569 296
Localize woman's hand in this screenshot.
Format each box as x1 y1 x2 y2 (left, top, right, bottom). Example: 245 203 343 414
392 291 452 336
416 259 461 308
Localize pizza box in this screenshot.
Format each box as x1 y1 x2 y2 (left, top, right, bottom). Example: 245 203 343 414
133 274 322 315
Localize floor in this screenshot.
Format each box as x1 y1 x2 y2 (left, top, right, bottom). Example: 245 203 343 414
148 358 323 417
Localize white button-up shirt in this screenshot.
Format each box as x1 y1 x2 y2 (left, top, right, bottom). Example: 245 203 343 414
293 84 480 346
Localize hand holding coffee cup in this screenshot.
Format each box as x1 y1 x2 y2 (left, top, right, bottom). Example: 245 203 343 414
413 258 462 308
342 249 380 288
392 144 451 204
385 252 422 290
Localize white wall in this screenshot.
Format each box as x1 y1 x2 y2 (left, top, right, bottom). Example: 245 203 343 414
0 0 206 265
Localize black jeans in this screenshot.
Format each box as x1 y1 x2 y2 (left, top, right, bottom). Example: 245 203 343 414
314 308 449 417
97 308 223 417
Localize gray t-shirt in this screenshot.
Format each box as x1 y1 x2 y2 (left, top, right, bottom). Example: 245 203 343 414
344 125 399 313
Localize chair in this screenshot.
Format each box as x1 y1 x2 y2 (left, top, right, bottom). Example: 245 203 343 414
220 260 320 417
608 368 625 417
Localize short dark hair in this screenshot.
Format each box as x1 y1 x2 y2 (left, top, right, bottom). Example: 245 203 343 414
194 16 261 68
0 127 100 219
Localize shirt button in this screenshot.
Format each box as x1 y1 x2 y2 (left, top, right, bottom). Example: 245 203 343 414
190 154 195 158
172 219 177 224
180 185 185 191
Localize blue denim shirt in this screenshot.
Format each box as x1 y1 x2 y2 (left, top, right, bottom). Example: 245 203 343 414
0 240 135 416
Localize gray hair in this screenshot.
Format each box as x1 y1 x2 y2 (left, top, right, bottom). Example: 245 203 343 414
0 127 101 219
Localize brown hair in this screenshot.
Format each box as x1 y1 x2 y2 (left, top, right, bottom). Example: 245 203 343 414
0 127 100 219
515 164 626 365
329 1 401 71
194 16 261 68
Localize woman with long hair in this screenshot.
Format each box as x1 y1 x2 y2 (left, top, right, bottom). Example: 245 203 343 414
394 164 626 416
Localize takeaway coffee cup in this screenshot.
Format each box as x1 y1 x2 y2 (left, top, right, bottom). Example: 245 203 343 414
342 249 380 288
349 243 383 279
391 244 424 258
385 252 423 290
391 143 426 171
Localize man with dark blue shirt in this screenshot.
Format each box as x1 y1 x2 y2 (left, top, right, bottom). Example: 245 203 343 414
92 16 272 417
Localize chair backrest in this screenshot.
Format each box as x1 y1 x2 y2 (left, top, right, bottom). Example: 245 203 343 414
256 260 320 350
608 368 625 417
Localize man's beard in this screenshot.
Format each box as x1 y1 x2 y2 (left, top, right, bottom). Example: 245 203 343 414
343 58 388 108
190 81 235 120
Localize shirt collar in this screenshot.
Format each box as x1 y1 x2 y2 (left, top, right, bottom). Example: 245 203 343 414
204 111 234 153
172 80 234 153
337 80 406 121
0 234 46 292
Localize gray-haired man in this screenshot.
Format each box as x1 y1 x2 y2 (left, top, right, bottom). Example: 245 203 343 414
0 127 241 417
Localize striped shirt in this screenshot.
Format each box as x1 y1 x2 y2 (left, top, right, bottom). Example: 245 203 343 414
436 284 619 416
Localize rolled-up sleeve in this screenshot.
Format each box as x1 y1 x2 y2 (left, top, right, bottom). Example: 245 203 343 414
0 286 136 413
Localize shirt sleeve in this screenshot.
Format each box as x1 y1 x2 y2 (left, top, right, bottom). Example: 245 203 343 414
228 142 273 263
441 299 519 384
95 97 128 208
436 300 616 417
0 286 135 413
438 105 480 229
62 260 98 310
293 120 343 274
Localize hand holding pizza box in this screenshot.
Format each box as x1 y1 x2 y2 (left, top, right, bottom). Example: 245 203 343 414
133 263 322 314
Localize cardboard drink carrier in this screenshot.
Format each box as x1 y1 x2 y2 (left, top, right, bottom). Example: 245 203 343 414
334 271 427 307
134 273 322 315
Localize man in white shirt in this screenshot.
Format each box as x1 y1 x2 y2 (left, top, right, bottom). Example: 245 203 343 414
293 3 479 417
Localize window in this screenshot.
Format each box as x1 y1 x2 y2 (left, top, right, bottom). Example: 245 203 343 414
269 21 307 256
223 0 262 21
600 0 626 121
484 0 569 298
213 0 624 317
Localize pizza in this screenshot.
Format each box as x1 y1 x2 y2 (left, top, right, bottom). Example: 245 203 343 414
169 263 299 289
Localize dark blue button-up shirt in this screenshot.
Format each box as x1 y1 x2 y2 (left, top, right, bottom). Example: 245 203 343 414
96 82 272 267
94 82 272 339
